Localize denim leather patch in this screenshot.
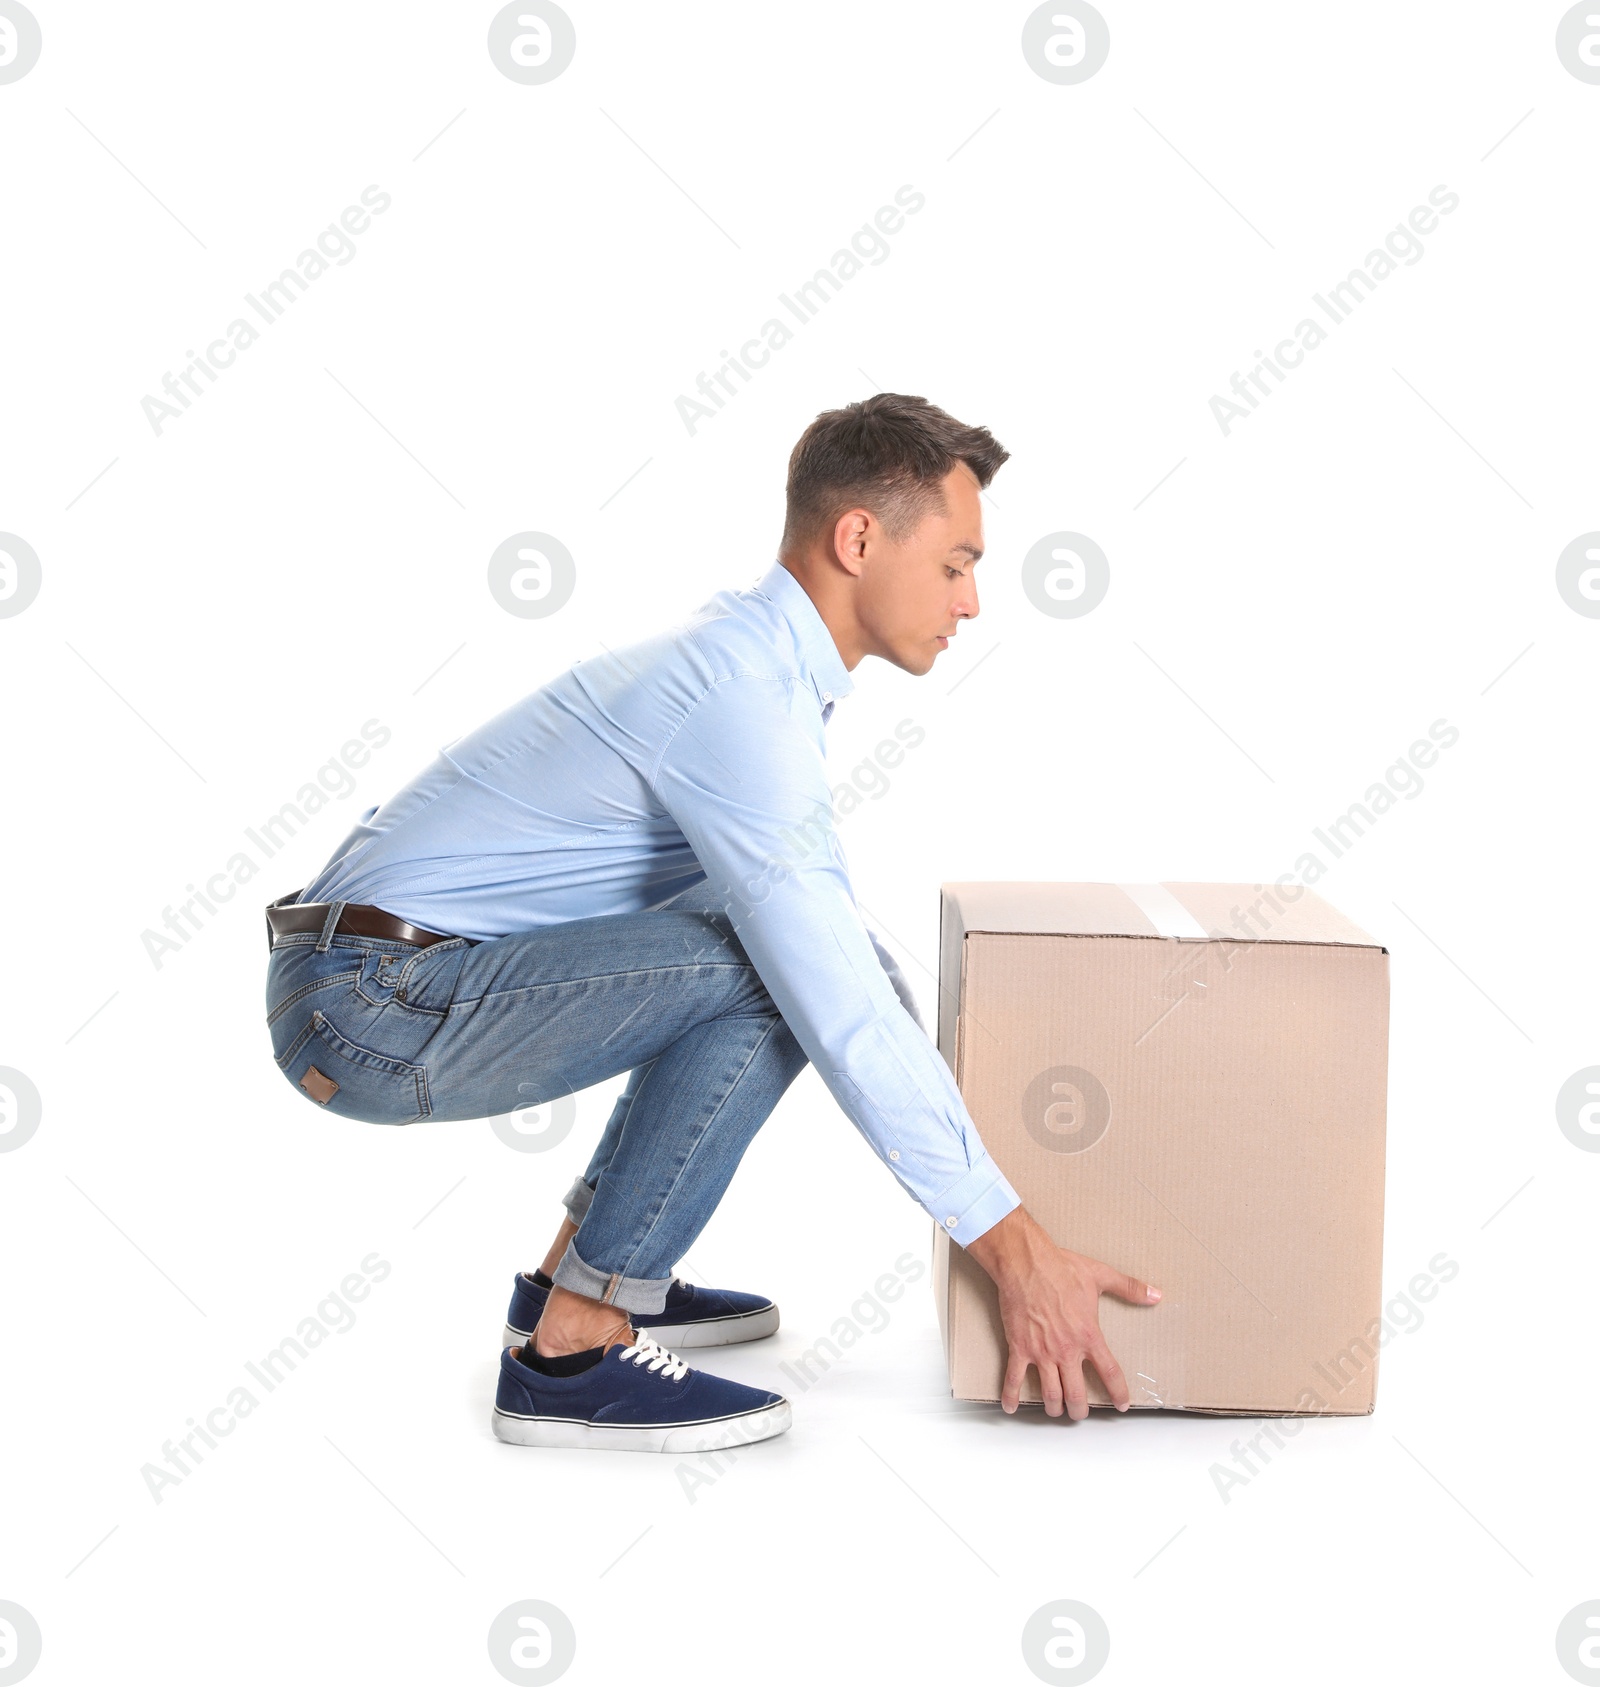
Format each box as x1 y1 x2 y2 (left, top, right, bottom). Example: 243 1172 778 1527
300 1064 340 1104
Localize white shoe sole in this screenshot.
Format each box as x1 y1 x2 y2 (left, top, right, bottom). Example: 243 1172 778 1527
491 1397 792 1453
501 1303 779 1352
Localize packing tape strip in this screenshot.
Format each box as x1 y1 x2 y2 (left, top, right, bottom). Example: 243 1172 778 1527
1115 882 1208 941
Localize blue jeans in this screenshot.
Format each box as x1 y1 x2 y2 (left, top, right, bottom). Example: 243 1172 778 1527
264 880 815 1316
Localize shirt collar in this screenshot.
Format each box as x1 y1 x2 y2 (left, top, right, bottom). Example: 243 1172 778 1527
755 561 856 712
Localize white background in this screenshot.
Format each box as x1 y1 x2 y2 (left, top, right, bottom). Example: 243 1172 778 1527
2 2 1597 1682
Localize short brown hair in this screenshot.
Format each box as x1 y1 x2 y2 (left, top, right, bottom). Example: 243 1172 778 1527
781 393 1009 551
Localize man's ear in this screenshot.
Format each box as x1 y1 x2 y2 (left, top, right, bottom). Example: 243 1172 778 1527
832 508 871 577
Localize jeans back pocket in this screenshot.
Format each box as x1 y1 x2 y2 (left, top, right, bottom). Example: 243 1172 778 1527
276 1008 432 1125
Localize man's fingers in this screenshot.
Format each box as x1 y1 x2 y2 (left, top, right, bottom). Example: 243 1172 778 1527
1037 1359 1065 1419
1088 1339 1131 1412
1001 1349 1029 1414
1062 1352 1089 1422
1098 1265 1162 1306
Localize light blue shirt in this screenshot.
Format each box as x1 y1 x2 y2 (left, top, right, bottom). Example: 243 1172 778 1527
300 560 1020 1245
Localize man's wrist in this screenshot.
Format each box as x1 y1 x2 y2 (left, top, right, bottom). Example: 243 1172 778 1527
963 1203 1049 1286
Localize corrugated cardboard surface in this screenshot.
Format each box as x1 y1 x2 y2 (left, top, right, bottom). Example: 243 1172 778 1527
934 882 1389 1415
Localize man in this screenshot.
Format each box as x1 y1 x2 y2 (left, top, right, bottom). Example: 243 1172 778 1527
263 393 1159 1454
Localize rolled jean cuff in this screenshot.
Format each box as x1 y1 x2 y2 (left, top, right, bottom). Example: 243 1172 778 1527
562 1175 595 1225
549 1235 673 1317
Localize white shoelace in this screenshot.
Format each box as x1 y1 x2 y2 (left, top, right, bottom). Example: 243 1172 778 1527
619 1334 689 1381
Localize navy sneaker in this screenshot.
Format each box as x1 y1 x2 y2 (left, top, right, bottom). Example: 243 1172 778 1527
502 1269 779 1350
492 1333 792 1452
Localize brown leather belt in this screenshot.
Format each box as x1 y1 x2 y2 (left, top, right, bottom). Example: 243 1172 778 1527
265 889 458 951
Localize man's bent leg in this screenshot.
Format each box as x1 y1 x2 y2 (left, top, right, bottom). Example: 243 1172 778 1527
545 878 741 1253
403 894 807 1346
548 1055 656 1249
538 899 921 1287
548 1009 807 1326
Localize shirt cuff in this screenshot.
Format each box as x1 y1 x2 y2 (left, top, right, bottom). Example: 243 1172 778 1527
929 1157 1021 1248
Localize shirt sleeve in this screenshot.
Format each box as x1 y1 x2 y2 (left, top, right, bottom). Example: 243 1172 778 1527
650 674 1020 1246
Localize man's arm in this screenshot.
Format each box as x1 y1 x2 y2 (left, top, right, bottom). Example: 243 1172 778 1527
652 674 1015 1242
652 674 1158 1416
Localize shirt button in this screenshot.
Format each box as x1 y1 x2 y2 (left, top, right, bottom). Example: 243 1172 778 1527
944 1216 958 1228
888 1149 900 1161
822 691 832 703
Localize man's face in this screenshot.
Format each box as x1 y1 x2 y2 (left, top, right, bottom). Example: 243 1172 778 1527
851 464 983 676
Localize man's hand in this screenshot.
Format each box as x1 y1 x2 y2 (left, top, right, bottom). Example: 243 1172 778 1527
965 1205 1160 1419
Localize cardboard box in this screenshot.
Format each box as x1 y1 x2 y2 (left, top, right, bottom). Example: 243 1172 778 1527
933 882 1389 1415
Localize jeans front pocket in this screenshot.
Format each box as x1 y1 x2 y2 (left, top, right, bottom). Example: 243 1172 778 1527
392 936 471 1015
276 1007 432 1125
353 948 408 1010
